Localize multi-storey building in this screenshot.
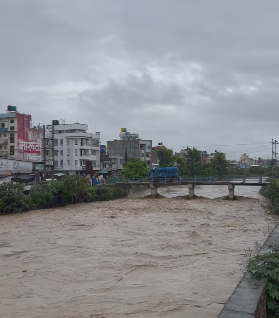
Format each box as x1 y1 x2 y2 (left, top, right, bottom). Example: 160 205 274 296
239 153 254 167
0 106 42 162
46 122 100 174
100 153 123 176
107 128 152 168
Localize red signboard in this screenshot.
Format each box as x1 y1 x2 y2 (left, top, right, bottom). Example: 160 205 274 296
16 113 43 162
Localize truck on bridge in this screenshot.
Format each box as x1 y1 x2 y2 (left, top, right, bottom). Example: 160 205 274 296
149 167 178 179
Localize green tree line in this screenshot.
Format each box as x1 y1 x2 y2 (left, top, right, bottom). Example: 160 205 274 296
157 147 269 176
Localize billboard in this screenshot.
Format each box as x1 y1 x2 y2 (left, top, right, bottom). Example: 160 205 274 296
16 113 43 162
0 159 32 176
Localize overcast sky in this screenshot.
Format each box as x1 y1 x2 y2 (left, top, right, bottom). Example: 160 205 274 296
0 0 278 159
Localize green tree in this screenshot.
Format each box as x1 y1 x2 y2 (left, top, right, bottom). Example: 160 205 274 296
174 156 187 175
210 151 228 175
157 147 175 167
185 147 202 176
122 158 149 177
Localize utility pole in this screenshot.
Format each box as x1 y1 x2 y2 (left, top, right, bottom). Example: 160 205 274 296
272 138 274 161
275 140 278 177
43 125 46 181
51 122 55 181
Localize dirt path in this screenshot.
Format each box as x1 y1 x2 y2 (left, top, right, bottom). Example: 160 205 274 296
0 197 275 318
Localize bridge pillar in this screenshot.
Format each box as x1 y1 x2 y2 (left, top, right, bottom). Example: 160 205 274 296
150 184 158 198
188 184 195 199
228 184 235 200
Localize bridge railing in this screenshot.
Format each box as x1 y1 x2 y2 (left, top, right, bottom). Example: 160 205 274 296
106 175 266 184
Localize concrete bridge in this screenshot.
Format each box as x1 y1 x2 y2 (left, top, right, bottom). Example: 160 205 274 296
107 176 269 200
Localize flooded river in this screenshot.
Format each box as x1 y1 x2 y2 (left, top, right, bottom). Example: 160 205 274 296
0 186 277 318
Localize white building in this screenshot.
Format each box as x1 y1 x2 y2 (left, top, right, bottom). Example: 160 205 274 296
47 123 100 174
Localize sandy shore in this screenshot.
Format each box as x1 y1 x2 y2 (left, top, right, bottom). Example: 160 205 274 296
0 197 275 318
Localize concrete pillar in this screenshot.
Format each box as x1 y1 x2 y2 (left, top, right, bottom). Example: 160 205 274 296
228 184 235 200
150 184 158 198
188 184 195 199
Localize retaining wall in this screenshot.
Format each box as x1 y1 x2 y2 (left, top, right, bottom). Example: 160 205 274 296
106 183 150 197
218 224 279 318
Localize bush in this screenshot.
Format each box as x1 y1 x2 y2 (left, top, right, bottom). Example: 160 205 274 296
87 187 124 202
60 175 90 204
262 182 279 215
0 176 124 215
29 182 55 209
248 247 279 317
0 183 31 214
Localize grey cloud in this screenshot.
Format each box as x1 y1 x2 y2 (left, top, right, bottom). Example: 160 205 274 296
0 0 278 158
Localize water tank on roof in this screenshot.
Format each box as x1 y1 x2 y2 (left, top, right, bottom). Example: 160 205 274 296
7 105 17 112
121 128 127 132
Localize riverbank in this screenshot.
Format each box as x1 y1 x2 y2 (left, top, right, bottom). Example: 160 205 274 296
0 197 275 318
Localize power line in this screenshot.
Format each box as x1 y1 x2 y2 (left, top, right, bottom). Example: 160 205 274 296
224 145 271 155
179 142 269 148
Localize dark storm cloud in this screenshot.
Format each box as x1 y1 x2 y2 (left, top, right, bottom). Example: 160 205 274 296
0 0 278 158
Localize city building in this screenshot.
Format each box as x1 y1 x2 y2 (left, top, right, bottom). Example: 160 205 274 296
0 106 43 162
100 153 123 176
151 143 164 167
46 122 100 174
107 128 152 168
239 153 254 167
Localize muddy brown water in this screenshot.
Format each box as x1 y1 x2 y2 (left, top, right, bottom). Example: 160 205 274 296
0 186 277 318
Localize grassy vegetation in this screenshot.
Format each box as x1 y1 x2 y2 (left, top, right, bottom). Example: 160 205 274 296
248 247 279 318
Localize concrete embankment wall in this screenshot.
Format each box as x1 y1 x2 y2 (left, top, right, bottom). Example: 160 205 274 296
218 224 279 318
106 183 150 197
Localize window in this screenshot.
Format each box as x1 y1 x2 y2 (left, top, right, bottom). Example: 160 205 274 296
10 126 14 131
67 149 70 156
10 133 14 144
92 139 99 147
80 160 83 166
54 160 58 167
60 150 63 155
0 146 2 150
4 146 7 150
10 145 14 155
120 159 125 165
46 150 50 156
67 139 69 145
0 134 1 138
80 139 84 146
54 150 58 156
4 134 6 137
54 139 58 146
1 123 5 128
67 160 70 165
75 149 78 156
91 149 97 156
60 139 63 146
92 160 97 167
75 139 78 145
10 119 14 123
75 160 78 166
147 145 150 149
60 160 63 166
103 163 106 168
141 153 144 157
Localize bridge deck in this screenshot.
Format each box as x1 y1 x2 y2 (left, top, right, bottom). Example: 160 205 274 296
113 182 268 186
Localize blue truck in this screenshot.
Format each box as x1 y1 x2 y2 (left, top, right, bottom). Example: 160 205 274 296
149 167 178 179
